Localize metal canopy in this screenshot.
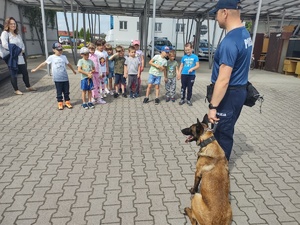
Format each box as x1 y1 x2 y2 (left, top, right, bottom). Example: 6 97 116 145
8 0 300 20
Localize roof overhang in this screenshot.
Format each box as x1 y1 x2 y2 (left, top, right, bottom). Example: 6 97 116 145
8 0 300 21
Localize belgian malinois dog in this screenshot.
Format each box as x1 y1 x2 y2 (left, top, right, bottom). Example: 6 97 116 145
181 115 232 225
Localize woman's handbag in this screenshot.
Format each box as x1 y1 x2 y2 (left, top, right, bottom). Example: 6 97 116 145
0 32 10 62
0 41 10 59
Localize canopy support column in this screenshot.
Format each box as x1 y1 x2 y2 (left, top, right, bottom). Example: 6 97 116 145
150 0 157 58
40 0 50 75
251 0 263 56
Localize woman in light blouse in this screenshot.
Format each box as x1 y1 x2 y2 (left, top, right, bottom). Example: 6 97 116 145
1 17 36 95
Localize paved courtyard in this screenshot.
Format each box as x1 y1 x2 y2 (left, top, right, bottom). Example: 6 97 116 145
0 53 300 225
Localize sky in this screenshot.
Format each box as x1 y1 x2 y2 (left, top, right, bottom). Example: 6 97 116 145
56 12 110 34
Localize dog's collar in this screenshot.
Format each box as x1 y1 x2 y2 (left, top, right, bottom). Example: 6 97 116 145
197 136 216 148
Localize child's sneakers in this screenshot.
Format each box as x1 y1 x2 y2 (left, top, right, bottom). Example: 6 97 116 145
179 99 185 105
187 100 193 106
122 93 127 98
114 93 119 98
82 103 89 110
58 102 64 110
171 98 175 102
105 88 110 94
166 97 170 102
87 102 95 109
110 90 114 95
65 101 73 109
130 92 135 99
155 98 160 105
97 99 106 104
143 98 149 104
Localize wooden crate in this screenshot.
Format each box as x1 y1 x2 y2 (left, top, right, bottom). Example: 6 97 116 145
295 62 300 78
262 38 269 53
283 59 297 74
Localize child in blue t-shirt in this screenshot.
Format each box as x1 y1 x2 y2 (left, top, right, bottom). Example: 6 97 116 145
178 42 200 106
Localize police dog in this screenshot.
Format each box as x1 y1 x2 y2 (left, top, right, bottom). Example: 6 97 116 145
181 115 232 225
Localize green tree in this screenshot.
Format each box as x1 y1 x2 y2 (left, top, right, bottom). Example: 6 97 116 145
79 28 84 39
22 6 56 54
245 21 252 33
86 28 91 42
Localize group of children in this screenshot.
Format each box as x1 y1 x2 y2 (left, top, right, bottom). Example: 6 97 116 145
31 40 199 110
143 42 199 106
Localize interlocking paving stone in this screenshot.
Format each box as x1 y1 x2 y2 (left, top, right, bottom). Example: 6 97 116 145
1 52 300 224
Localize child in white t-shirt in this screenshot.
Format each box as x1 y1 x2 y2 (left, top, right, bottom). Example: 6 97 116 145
31 42 76 110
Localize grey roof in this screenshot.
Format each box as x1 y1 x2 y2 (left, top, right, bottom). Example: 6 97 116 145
8 0 300 20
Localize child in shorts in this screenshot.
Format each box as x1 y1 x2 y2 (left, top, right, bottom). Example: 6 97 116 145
108 45 127 98
77 47 95 109
143 46 169 105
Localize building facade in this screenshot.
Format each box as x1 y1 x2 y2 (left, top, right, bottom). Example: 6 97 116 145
105 16 224 50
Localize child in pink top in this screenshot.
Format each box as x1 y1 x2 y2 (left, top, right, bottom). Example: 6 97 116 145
88 43 106 104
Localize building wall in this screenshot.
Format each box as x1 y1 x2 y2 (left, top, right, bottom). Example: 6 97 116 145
106 16 224 50
106 16 300 51
256 20 299 35
0 0 58 56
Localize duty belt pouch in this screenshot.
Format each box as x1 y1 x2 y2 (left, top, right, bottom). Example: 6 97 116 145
244 81 264 113
205 83 214 103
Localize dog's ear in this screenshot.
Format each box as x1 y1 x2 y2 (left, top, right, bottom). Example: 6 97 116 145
196 118 203 133
202 114 209 126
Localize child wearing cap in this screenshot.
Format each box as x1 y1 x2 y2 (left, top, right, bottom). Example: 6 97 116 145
178 42 200 106
105 43 115 95
108 45 127 98
143 46 169 105
77 47 96 110
31 42 76 110
132 40 144 97
124 46 140 98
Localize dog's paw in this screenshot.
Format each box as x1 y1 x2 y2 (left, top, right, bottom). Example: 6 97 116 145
189 188 196 194
183 207 188 215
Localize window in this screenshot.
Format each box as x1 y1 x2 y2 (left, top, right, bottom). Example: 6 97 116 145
119 21 127 30
176 23 185 32
137 22 139 31
155 23 162 32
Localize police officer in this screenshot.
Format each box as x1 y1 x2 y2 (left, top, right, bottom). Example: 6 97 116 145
208 0 252 160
